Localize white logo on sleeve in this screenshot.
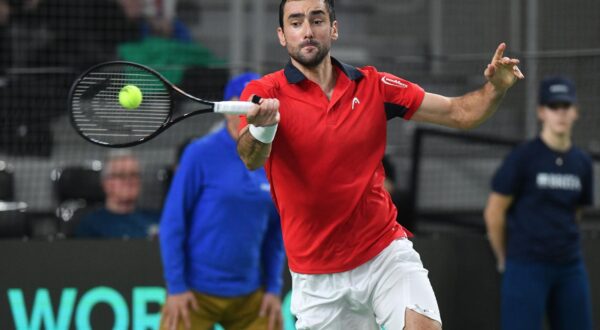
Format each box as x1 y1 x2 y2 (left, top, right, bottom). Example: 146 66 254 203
352 97 360 110
381 76 408 88
536 173 581 191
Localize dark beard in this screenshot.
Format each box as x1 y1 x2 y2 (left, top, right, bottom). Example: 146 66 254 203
290 42 329 68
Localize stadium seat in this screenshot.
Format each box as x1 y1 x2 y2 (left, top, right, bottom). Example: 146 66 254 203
51 163 104 238
0 201 28 238
157 135 199 204
0 161 15 201
179 66 229 101
51 164 104 204
28 214 59 240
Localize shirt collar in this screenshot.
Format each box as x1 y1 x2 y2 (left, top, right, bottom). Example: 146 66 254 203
284 57 363 84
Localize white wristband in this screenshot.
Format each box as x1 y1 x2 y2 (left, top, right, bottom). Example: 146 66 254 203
249 124 278 144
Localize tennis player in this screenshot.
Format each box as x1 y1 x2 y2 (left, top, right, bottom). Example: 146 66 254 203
159 73 285 330
237 0 524 328
485 76 594 330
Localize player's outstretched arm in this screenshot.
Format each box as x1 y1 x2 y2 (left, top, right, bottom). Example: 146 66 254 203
412 43 524 129
237 97 280 170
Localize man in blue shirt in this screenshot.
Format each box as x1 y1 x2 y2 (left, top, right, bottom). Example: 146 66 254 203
159 73 285 330
485 76 594 330
76 151 159 239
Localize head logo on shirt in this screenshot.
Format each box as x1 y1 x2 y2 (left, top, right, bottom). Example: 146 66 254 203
381 76 408 89
352 97 360 110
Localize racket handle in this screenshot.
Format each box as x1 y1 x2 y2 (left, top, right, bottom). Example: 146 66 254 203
214 101 255 115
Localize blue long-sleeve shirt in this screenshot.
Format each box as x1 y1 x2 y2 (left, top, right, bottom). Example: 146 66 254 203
159 126 285 297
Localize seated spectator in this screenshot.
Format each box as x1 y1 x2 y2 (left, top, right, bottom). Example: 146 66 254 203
75 151 159 239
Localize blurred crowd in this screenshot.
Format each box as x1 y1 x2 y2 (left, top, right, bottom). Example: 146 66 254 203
0 0 191 71
0 0 206 236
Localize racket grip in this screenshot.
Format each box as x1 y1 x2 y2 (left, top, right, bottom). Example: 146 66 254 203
214 101 256 115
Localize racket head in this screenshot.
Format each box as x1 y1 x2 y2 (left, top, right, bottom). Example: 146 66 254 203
69 61 174 147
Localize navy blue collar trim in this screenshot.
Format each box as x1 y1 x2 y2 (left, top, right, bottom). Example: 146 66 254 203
284 57 363 84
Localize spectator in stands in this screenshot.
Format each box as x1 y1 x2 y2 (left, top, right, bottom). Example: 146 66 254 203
159 73 285 330
75 150 159 239
382 155 415 232
118 0 192 42
485 76 594 330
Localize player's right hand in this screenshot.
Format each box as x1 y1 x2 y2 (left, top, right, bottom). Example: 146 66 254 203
247 96 280 127
162 291 199 330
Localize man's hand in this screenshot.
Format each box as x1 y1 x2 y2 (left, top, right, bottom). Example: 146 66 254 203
162 291 199 330
247 97 280 127
484 43 525 91
259 292 283 330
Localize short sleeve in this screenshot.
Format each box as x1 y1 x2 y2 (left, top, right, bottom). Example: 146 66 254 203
492 148 523 196
378 72 425 120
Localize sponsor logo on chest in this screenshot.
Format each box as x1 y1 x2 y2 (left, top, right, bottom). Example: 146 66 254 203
536 173 581 191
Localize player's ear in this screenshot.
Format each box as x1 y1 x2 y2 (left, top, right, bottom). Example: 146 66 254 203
277 27 287 47
331 20 338 41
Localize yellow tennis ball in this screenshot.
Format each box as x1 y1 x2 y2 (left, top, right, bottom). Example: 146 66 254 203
119 85 143 109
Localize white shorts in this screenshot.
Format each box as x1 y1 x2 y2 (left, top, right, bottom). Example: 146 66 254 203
290 238 441 330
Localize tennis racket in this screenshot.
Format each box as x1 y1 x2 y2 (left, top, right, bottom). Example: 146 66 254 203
68 61 259 147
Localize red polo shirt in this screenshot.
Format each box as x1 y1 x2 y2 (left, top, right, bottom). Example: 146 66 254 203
240 58 424 274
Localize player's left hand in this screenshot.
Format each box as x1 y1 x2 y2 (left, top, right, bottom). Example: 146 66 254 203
259 292 283 330
484 43 525 91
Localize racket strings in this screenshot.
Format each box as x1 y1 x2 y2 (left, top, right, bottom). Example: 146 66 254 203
71 63 171 146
